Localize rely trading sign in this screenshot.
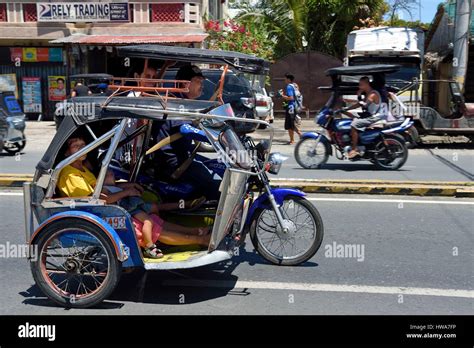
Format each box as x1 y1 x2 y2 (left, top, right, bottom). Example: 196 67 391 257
37 2 129 22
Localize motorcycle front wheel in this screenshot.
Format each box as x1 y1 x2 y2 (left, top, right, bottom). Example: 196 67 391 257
4 139 26 154
294 137 329 169
249 195 324 266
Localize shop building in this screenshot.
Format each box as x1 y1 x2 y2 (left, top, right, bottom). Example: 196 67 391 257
0 0 227 119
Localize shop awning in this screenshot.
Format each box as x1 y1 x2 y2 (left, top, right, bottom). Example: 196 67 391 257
50 34 208 45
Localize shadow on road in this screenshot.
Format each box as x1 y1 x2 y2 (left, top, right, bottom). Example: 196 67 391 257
291 163 409 172
0 151 25 158
18 243 318 309
427 149 474 181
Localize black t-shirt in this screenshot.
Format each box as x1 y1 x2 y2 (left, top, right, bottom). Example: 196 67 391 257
73 85 90 96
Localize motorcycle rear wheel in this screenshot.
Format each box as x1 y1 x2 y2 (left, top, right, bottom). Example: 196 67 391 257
372 134 408 170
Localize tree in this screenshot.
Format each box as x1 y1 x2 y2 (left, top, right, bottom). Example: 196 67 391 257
386 0 418 25
204 19 275 61
235 0 387 58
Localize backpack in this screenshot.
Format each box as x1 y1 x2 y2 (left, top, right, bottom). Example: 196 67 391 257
290 83 304 113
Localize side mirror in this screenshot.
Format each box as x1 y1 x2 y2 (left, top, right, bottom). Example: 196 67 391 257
268 91 275 98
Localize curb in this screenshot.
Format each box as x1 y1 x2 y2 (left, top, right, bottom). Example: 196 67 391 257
1 174 473 197
0 174 34 188
271 178 474 197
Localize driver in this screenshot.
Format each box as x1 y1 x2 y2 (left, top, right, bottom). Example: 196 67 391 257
341 76 389 159
151 65 222 200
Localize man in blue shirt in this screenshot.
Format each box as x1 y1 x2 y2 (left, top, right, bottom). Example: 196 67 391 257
152 65 221 200
281 73 302 144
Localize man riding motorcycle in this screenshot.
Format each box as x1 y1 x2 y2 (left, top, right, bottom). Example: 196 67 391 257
341 76 389 159
151 65 222 200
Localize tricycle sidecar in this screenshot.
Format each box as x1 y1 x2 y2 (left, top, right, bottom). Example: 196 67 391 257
24 45 323 308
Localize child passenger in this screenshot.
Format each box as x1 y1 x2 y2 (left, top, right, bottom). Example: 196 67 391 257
57 137 211 260
103 170 211 258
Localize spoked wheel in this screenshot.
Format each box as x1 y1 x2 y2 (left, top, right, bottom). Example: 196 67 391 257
30 219 121 308
250 195 324 266
4 139 26 154
294 137 329 169
372 134 408 170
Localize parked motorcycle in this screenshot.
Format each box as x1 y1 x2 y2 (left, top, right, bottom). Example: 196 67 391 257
0 91 26 154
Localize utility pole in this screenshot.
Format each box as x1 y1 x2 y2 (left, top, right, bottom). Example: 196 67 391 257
453 0 472 91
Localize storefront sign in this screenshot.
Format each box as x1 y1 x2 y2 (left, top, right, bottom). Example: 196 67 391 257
48 76 67 101
37 2 129 22
22 48 37 62
10 48 63 63
22 77 42 113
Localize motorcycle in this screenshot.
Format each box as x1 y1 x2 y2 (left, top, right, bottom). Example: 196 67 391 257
0 91 26 154
25 44 324 309
294 64 414 170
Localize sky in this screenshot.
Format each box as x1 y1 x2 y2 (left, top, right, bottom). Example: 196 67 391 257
394 0 444 23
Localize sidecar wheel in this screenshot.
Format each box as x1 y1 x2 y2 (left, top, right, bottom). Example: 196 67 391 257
249 195 324 266
30 218 122 308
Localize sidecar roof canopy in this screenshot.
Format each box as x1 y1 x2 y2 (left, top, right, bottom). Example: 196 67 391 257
61 95 219 124
326 64 401 76
116 44 270 74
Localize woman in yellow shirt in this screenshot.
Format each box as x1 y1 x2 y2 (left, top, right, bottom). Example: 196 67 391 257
58 137 145 202
57 137 211 258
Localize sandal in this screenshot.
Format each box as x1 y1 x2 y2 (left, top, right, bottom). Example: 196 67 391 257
186 196 206 211
348 149 360 159
143 244 163 259
197 226 212 236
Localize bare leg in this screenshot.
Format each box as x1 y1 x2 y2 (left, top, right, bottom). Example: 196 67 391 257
133 211 154 248
288 129 294 144
295 126 302 138
161 220 209 236
348 127 360 158
157 229 211 247
351 127 359 149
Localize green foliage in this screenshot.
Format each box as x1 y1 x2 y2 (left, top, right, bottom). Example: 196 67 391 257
215 0 428 60
204 19 275 61
235 0 387 59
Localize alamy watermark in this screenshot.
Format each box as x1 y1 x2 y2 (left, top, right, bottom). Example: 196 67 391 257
0 242 38 261
55 101 96 119
324 241 365 262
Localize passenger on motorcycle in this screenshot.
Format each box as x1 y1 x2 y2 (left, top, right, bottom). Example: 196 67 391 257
341 76 389 159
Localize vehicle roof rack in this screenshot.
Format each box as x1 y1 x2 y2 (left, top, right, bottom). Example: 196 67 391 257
116 44 270 74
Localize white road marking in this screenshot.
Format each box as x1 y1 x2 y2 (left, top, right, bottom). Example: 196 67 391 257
163 279 474 299
1 192 473 205
307 197 474 205
0 192 23 196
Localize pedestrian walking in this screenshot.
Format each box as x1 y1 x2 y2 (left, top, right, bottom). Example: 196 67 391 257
281 73 302 144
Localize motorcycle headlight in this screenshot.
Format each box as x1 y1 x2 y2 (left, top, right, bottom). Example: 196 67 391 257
266 152 288 175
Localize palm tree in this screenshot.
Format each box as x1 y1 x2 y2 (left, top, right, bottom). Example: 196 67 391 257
236 0 386 58
237 0 311 58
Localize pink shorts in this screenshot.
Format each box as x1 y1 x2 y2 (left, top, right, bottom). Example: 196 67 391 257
132 214 164 248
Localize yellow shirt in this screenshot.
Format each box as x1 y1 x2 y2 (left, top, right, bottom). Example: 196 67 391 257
58 164 97 197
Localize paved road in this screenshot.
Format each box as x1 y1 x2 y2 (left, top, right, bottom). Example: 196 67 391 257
271 144 474 182
1 121 473 183
0 191 472 315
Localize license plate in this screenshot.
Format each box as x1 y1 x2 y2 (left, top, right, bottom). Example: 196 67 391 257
104 216 127 229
